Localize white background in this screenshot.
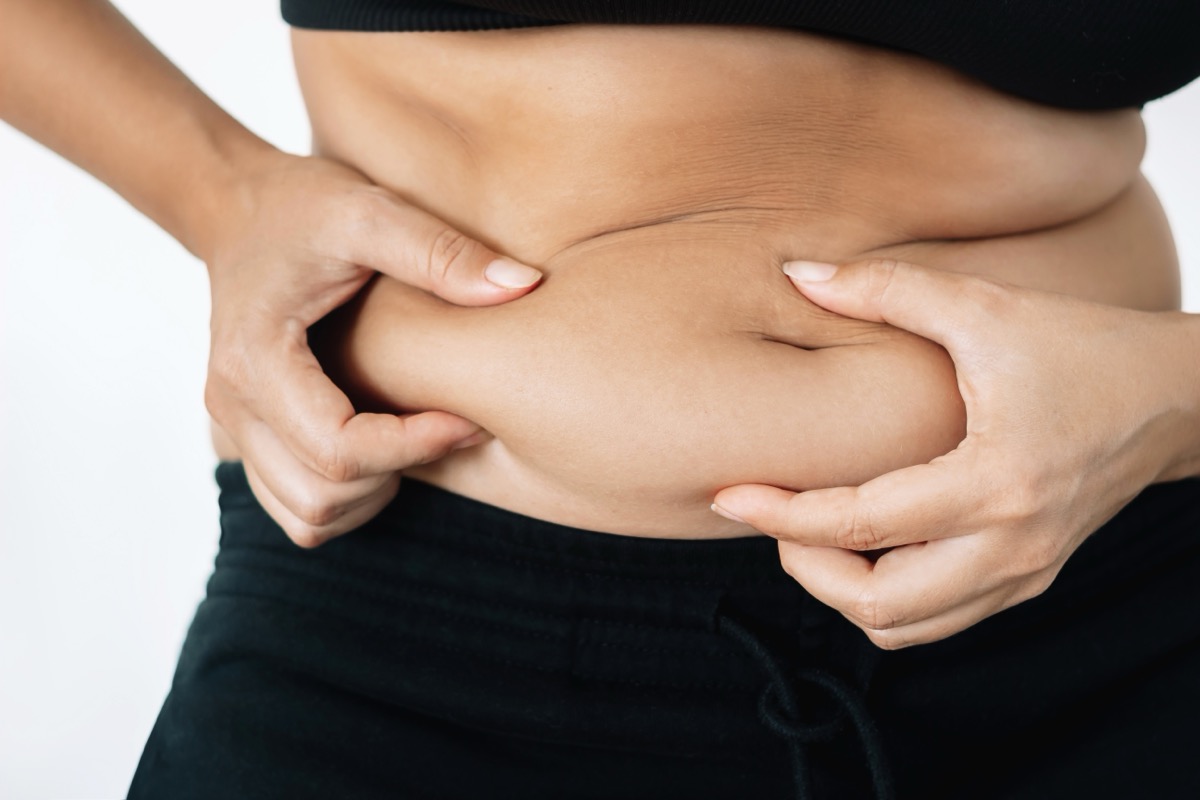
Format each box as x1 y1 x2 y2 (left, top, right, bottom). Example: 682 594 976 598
1 2 1198 797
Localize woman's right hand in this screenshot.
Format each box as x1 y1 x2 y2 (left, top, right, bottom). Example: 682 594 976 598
203 148 542 547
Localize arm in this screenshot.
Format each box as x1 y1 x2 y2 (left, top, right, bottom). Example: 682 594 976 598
0 0 543 544
714 257 1200 647
0 0 266 260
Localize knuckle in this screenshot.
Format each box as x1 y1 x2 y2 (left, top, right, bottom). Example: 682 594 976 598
202 378 226 420
848 590 898 631
206 346 245 389
1024 535 1062 574
425 227 473 285
206 342 258 408
860 258 905 310
283 521 327 550
834 504 885 551
203 351 251 422
994 474 1045 526
777 544 803 580
309 439 360 483
292 492 342 528
1021 566 1060 601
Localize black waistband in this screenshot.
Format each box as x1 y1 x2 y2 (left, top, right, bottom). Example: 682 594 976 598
211 461 837 685
218 461 789 574
209 461 1198 800
212 462 885 794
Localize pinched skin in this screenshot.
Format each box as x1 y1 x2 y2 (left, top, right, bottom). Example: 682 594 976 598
294 25 1178 537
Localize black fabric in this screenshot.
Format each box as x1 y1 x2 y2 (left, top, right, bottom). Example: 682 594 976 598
129 463 1200 799
279 0 1200 109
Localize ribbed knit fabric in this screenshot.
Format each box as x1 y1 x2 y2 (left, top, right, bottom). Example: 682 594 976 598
129 465 1200 799
280 0 1200 109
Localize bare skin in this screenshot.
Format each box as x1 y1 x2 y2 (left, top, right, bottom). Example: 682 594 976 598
715 257 1200 646
282 25 1186 539
1 0 543 546
5 5 1197 642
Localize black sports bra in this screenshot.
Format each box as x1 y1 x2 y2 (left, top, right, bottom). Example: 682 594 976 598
281 0 1200 110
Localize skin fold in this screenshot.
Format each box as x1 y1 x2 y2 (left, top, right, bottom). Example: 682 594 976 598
4 3 1196 640
296 25 1181 536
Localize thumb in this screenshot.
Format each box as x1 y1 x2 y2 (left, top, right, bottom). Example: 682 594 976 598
350 193 543 307
781 257 1002 348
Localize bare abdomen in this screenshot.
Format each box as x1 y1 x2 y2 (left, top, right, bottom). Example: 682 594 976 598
292 25 1176 537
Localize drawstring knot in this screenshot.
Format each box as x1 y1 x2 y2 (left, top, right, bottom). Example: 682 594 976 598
716 605 894 800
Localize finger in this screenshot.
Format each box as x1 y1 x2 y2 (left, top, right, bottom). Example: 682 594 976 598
243 459 402 548
255 343 485 482
348 191 542 306
713 455 985 551
853 536 1048 648
777 534 1009 633
856 589 1015 650
781 257 1016 351
237 415 398 526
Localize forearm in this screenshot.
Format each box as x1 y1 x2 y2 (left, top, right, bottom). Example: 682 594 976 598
0 0 276 260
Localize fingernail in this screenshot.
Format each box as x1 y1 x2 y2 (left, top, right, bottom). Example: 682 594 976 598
453 430 493 450
782 261 838 283
711 503 747 524
485 258 543 289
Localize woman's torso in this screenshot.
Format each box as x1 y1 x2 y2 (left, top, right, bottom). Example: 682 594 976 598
215 23 1179 537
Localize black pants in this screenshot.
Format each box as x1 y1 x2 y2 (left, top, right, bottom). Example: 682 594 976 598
129 463 1200 800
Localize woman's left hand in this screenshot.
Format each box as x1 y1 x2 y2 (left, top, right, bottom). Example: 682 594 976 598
712 258 1200 649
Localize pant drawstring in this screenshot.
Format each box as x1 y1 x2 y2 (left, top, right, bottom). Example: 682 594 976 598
715 605 895 800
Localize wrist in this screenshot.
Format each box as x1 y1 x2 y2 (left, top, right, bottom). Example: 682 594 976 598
171 127 282 264
1148 310 1200 483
